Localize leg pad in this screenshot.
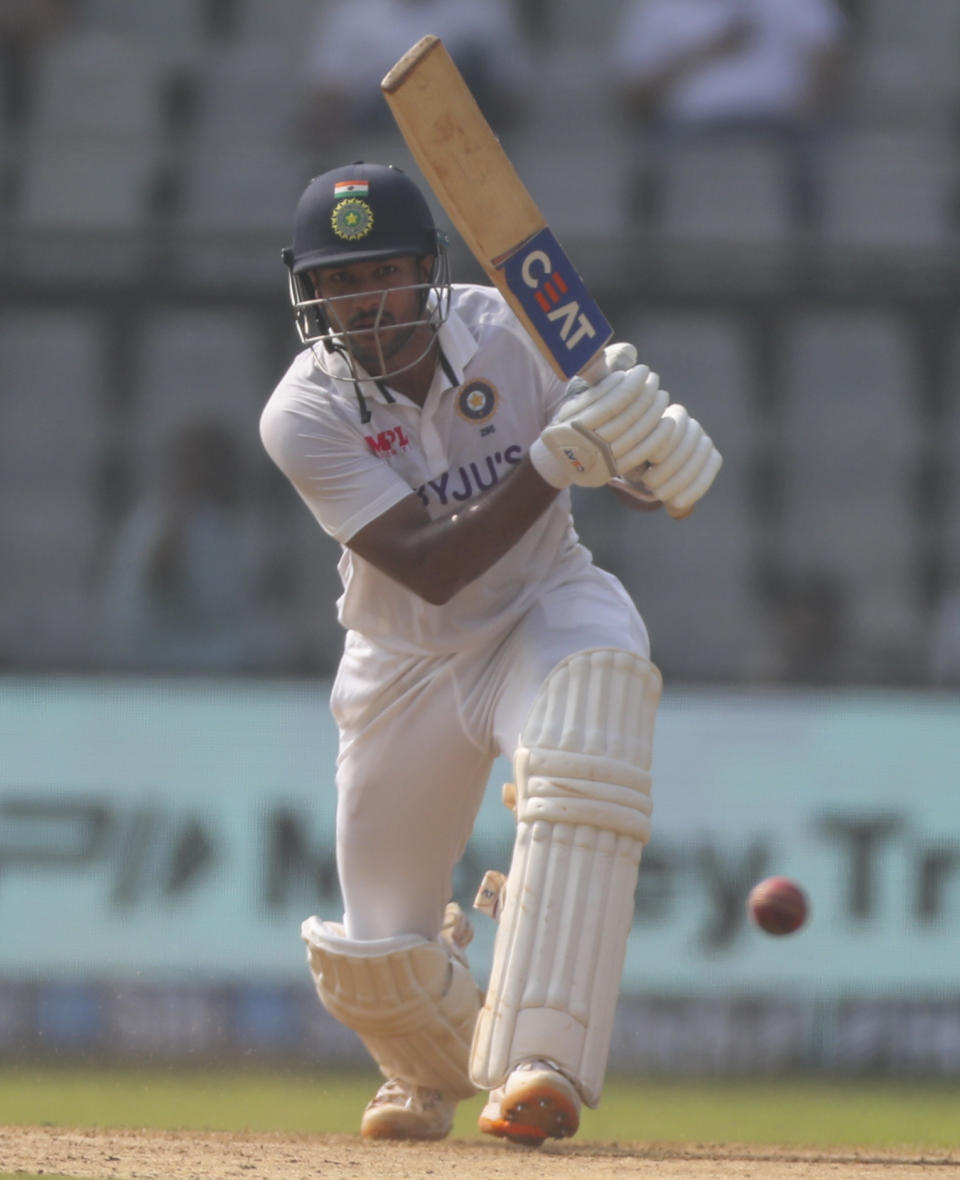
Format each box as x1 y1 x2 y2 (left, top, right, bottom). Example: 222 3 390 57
303 915 480 1098
470 648 661 1106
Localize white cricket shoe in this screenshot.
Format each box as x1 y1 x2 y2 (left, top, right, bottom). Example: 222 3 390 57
477 1059 581 1146
360 1077 457 1140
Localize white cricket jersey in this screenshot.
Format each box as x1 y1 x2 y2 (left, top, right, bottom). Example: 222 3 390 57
260 284 598 655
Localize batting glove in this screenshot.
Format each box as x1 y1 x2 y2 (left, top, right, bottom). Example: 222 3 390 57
635 404 723 512
529 343 669 489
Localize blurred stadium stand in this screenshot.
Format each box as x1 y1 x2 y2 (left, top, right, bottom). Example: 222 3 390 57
1 0 958 686
0 309 111 665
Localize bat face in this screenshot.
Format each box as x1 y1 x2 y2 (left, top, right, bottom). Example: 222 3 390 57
496 227 612 379
381 35 612 382
383 35 694 517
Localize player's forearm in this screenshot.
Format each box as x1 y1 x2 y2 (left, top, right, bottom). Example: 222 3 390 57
436 457 560 600
348 456 559 605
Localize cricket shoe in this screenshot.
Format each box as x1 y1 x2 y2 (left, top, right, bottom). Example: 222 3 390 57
360 1077 457 1140
478 1059 581 1146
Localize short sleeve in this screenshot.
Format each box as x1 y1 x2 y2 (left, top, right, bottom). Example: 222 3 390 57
260 391 414 545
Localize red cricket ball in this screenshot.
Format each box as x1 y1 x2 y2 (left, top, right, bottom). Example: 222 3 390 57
746 876 808 936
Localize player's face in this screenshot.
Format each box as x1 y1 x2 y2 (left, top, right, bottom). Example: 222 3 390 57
311 256 434 375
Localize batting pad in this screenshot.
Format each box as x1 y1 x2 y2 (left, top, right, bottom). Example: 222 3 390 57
470 648 661 1106
302 919 481 1098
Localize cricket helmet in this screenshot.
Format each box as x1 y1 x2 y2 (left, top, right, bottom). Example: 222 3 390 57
286 161 441 271
282 162 451 362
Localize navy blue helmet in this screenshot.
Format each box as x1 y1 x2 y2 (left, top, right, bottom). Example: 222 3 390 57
282 162 451 360
285 161 441 272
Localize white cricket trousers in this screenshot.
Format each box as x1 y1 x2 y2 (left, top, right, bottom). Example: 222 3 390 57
329 568 650 942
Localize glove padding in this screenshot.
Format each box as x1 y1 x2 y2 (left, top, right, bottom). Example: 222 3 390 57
529 343 669 489
630 404 723 512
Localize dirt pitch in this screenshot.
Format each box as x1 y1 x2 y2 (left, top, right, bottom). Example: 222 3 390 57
3 1127 959 1180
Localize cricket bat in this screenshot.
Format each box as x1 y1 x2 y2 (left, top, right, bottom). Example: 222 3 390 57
381 35 686 514
381 34 612 387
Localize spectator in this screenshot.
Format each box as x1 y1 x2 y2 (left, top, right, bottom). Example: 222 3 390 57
99 420 267 673
612 0 849 228
299 0 530 149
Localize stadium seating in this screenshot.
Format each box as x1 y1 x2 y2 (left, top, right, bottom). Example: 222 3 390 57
0 309 110 489
81 0 210 59
1 0 955 683
625 309 762 468
129 308 272 475
654 139 794 249
775 310 926 667
818 129 954 253
0 309 112 665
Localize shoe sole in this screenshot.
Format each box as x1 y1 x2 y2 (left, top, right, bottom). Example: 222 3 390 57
361 1109 452 1140
478 1071 580 1146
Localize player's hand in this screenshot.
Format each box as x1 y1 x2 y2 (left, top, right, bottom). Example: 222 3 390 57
529 343 669 489
629 404 723 513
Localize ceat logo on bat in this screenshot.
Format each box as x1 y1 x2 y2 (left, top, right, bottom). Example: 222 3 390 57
498 227 613 378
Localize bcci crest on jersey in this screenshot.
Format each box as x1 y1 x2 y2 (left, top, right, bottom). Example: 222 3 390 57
457 380 498 423
497 227 612 378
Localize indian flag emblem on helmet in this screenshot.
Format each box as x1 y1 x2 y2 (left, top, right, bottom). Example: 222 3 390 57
334 180 370 198
331 197 374 241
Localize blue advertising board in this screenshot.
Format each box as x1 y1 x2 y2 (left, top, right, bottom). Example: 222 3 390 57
2 677 958 998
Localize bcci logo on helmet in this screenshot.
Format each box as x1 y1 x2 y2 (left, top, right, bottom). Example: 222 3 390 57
331 198 374 241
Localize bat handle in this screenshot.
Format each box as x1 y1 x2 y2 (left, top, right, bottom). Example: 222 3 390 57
579 353 691 520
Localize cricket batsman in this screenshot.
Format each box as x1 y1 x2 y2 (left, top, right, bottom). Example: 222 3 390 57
260 162 721 1144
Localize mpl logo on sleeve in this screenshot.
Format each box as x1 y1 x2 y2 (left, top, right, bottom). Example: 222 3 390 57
498 227 613 378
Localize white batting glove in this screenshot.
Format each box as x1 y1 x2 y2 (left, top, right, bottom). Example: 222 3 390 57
631 404 723 512
529 343 669 489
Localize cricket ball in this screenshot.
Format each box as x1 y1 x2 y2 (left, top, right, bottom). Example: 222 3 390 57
746 876 808 935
